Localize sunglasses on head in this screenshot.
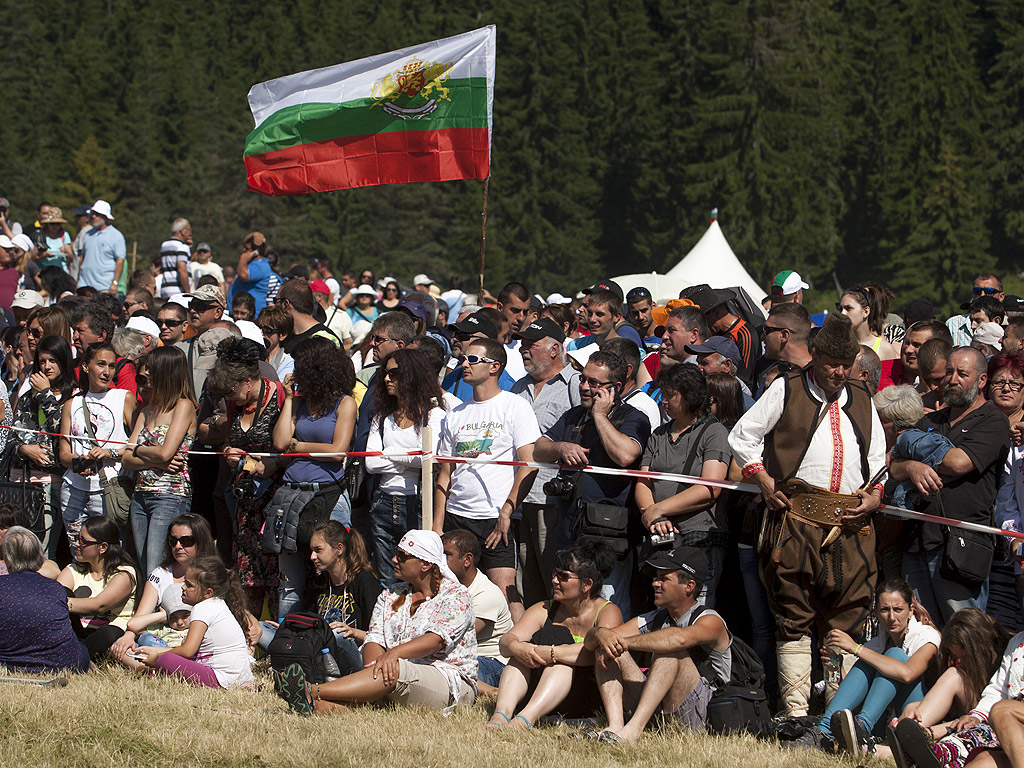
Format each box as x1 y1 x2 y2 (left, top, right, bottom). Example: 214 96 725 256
168 535 196 548
626 287 652 302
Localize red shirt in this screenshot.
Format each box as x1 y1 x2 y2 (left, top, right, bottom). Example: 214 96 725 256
878 359 911 391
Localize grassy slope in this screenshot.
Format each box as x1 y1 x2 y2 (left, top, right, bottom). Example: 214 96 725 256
0 666 890 768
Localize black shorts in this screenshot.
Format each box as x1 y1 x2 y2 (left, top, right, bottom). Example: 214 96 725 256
444 512 517 571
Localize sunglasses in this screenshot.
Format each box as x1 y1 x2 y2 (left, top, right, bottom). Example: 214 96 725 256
28 327 43 339
973 286 999 296
76 537 99 548
136 374 150 388
626 287 652 302
581 377 616 389
157 318 184 328
168 535 196 548
383 367 400 379
553 569 578 582
395 549 417 562
760 324 786 336
259 326 281 335
369 334 394 345
460 354 498 365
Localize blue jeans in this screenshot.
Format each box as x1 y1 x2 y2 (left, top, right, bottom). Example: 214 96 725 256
819 648 925 737
137 632 169 647
258 620 363 676
60 482 106 558
738 544 777 699
903 549 988 627
599 551 633 619
477 656 506 687
130 491 191 578
368 491 421 586
329 489 352 528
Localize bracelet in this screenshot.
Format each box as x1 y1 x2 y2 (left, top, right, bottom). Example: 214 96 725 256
549 645 555 665
854 643 863 657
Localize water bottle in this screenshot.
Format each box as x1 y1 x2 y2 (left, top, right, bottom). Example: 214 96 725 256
825 648 843 686
321 647 341 678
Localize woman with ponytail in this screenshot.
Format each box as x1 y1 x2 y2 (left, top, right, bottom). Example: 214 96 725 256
274 530 477 715
134 556 254 688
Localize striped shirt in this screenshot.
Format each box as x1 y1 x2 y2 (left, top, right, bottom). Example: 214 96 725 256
158 238 190 298
724 317 758 383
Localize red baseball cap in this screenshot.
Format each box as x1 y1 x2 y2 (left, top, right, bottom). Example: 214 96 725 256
309 279 330 295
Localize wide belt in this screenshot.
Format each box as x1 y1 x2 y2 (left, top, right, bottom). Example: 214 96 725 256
775 478 871 559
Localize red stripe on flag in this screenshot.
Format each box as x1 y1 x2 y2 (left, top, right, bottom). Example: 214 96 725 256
244 127 490 195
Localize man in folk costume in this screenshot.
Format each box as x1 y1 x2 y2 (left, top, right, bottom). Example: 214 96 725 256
729 313 886 717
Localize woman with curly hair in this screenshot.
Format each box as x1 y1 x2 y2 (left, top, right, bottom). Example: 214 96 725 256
205 337 286 615
273 336 357 615
365 348 447 583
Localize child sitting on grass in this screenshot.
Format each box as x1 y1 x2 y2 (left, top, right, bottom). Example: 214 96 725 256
132 586 191 648
134 557 254 688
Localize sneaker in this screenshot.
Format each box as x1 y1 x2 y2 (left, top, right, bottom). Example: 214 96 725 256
894 719 941 768
782 726 834 751
277 663 314 716
832 709 875 755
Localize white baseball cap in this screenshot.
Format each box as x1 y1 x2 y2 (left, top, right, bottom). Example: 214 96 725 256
545 292 572 305
0 235 15 249
235 320 266 348
413 273 435 287
126 316 160 340
11 290 44 310
90 200 115 221
11 234 33 253
771 269 810 297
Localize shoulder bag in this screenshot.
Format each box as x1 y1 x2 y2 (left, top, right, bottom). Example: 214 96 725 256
81 395 133 526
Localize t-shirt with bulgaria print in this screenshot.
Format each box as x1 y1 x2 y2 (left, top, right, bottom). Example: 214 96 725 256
438 390 541 521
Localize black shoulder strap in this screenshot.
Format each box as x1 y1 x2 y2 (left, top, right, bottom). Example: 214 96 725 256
681 420 715 479
687 605 707 627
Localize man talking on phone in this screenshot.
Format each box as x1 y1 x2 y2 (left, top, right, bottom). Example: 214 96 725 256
534 350 651 615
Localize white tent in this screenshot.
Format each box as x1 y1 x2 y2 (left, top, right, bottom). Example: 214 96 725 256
665 219 767 304
602 272 693 304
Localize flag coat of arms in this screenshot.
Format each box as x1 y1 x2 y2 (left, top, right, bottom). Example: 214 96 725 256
244 26 496 195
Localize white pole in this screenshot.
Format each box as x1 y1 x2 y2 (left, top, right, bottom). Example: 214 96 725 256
420 425 433 530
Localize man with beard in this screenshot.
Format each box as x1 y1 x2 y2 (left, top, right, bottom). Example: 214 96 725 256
729 313 885 720
890 346 1009 625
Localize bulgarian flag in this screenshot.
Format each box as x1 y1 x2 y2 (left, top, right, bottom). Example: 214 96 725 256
243 26 495 196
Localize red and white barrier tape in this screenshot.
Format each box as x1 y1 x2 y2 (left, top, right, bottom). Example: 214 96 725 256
3 424 1020 540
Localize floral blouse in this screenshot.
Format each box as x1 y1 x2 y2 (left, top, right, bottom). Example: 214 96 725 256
364 576 478 702
135 423 194 495
12 386 65 473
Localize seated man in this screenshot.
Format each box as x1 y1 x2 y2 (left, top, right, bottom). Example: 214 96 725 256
442 530 513 695
584 547 732 742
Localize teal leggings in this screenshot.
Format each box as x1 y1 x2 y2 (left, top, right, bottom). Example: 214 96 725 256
819 648 926 737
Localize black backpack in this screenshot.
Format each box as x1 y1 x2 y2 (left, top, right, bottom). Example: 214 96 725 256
267 612 340 684
686 606 773 736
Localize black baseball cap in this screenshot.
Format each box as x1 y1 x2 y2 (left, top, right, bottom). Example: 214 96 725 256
903 297 937 323
582 279 624 300
514 318 565 343
644 546 709 582
448 311 497 339
1004 295 1024 314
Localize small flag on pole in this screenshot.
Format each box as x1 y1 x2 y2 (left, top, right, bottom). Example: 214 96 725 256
243 26 496 196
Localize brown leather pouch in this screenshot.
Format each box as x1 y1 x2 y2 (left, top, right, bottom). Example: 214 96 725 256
781 479 870 536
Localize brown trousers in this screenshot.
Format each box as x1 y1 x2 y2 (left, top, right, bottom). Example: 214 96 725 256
760 510 877 642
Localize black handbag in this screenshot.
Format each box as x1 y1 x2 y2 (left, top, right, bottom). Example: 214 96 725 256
941 528 994 586
578 499 631 559
0 443 46 539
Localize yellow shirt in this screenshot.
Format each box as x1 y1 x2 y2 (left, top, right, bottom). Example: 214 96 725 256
69 564 137 630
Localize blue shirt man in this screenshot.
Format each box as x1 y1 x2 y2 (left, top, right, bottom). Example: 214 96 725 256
77 200 126 291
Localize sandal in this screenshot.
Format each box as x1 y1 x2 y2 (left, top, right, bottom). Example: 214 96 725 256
886 724 911 768
596 730 624 744
278 663 314 716
894 719 941 768
487 711 511 728
514 714 533 728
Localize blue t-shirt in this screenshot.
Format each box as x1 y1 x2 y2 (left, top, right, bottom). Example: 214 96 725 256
228 257 271 314
78 225 126 290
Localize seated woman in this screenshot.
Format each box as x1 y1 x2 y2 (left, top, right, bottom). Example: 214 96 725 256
259 522 381 678
0 502 59 578
57 516 141 661
892 626 1024 768
0 527 89 673
817 578 940 755
109 514 218 669
486 541 622 728
274 530 477 715
874 609 1010 763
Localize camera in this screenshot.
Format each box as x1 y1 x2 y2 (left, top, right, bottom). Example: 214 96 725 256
543 473 576 498
231 455 259 500
650 530 676 548
72 457 100 475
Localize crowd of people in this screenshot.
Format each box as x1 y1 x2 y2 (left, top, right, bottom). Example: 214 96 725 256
3 198 1024 763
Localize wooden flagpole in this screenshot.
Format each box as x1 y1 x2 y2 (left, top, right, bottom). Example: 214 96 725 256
477 177 489 295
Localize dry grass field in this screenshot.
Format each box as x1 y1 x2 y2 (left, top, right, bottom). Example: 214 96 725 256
0 665 889 768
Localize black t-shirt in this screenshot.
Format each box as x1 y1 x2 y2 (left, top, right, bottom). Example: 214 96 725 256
912 400 1009 553
301 569 381 631
282 322 340 356
545 402 651 506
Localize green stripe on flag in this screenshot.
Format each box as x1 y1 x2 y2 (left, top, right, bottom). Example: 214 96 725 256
243 76 489 158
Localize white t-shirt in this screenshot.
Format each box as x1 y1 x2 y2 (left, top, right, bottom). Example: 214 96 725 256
63 388 129 491
325 305 353 342
503 340 526 383
864 616 940 659
190 597 254 688
438 390 541 520
622 388 663 432
365 407 446 494
190 261 224 289
147 566 178 603
324 277 341 306
469 570 513 663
